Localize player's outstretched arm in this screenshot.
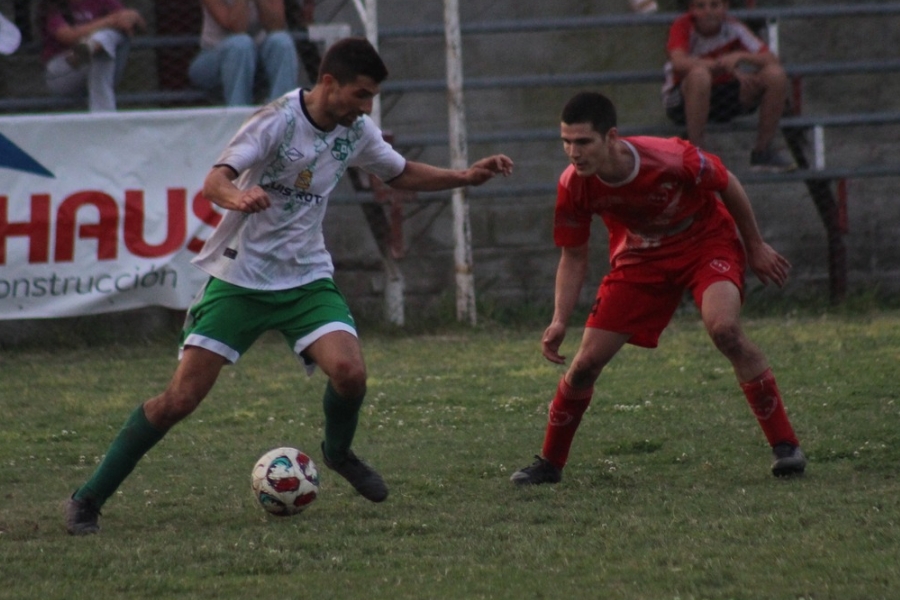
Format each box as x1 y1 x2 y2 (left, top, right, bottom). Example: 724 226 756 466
387 155 513 192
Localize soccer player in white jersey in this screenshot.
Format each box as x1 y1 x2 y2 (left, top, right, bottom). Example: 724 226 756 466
65 36 514 535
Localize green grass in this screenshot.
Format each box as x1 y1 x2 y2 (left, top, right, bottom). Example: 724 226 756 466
2 311 900 599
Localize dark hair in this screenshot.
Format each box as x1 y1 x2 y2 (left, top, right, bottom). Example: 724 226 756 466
318 37 389 85
561 92 618 135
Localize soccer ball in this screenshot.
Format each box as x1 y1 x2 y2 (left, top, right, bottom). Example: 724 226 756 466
251 447 320 516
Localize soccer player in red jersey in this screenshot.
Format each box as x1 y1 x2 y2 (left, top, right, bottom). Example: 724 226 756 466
510 91 806 486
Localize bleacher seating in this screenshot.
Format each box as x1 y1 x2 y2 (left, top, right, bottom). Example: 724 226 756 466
2 3 898 305
0 23 349 112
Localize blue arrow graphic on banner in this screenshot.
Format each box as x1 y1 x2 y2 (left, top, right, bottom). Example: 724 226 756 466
0 132 54 178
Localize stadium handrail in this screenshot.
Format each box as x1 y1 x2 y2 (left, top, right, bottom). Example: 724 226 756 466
4 57 900 113
2 4 899 112
389 110 900 149
374 3 900 38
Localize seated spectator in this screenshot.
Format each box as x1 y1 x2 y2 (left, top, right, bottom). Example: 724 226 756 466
189 0 299 107
662 0 795 171
38 0 145 112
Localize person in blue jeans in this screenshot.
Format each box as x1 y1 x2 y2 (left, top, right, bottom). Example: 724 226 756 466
189 0 299 106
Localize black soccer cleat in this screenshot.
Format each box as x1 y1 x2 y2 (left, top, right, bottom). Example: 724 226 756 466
65 493 101 535
321 442 388 503
771 443 807 477
510 456 563 486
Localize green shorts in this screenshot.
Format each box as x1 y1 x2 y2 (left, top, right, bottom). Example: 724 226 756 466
180 277 357 371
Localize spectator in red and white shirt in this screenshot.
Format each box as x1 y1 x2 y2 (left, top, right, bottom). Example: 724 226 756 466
662 0 795 171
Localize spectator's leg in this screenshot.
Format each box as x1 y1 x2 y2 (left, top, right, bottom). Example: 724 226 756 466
45 55 89 103
259 31 299 101
108 31 132 85
85 29 129 112
742 63 790 153
678 65 714 148
188 49 219 97
189 34 256 106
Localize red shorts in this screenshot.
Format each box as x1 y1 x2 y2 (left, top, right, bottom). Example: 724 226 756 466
586 236 746 348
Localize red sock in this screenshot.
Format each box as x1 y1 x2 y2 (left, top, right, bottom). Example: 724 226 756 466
541 378 593 469
740 368 799 447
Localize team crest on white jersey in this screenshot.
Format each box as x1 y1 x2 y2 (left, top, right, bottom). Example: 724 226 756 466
331 138 352 161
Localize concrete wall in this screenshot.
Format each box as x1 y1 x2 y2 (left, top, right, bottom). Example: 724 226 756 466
2 0 898 338
317 0 900 320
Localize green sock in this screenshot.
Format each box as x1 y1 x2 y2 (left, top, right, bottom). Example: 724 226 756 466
322 381 364 462
74 404 166 508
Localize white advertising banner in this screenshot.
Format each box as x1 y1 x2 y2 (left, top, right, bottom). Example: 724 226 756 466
0 107 253 320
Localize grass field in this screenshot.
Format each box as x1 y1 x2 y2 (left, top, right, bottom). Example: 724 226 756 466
1 310 899 599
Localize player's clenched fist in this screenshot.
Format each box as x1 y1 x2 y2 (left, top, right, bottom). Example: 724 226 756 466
234 186 271 213
202 165 272 213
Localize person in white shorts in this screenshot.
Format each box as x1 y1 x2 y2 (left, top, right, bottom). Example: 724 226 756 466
65 36 514 535
38 0 145 112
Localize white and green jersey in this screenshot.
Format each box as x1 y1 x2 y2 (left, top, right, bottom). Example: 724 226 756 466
192 89 407 290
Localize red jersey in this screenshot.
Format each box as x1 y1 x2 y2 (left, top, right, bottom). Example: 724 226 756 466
664 12 767 88
553 136 735 269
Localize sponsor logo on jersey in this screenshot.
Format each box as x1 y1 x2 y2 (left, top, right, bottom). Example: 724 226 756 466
294 169 312 190
710 259 730 273
262 182 324 207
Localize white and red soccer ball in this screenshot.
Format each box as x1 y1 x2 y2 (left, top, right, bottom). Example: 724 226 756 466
251 447 319 516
